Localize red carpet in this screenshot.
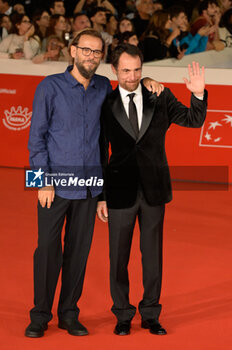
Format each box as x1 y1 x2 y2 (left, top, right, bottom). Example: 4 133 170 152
0 167 231 350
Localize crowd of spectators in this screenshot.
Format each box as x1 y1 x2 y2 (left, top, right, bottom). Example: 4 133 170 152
0 0 231 63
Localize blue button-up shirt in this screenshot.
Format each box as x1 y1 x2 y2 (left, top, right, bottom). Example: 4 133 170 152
28 65 112 199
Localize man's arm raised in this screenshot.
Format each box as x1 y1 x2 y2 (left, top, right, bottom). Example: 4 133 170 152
183 61 205 98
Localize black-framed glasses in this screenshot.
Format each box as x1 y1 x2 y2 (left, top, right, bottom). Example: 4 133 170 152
74 45 103 58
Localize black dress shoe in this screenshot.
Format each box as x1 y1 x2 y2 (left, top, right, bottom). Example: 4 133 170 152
25 322 48 338
141 319 167 335
58 319 88 336
114 321 131 335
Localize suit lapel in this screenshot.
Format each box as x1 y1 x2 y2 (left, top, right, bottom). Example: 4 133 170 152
108 85 157 142
108 87 136 140
137 85 157 143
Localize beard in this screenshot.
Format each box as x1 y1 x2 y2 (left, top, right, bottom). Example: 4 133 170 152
122 80 140 92
75 58 99 79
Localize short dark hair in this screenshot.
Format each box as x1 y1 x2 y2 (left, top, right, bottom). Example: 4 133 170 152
117 17 134 33
198 0 219 15
169 6 186 19
89 6 106 19
50 0 63 9
71 28 105 52
73 12 89 21
118 31 137 44
111 43 143 69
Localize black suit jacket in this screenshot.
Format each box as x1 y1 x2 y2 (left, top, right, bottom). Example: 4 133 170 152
99 84 208 209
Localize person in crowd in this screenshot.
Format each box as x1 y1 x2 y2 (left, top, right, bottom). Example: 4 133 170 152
118 17 134 33
0 0 12 15
118 30 139 45
107 26 139 62
108 16 135 61
153 0 163 12
97 44 207 337
0 13 11 41
46 14 67 46
90 6 108 33
168 0 196 21
72 12 91 38
0 13 40 59
140 10 183 62
105 13 119 62
13 2 25 14
218 0 232 14
32 34 69 63
49 0 65 16
219 7 232 46
33 10 50 43
133 0 154 38
191 0 224 50
25 27 164 339
169 6 210 55
74 0 97 14
74 0 116 16
106 13 118 36
64 16 72 39
121 0 137 18
90 6 113 57
12 1 34 17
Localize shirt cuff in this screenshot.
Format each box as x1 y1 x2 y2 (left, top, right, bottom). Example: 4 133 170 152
193 93 204 100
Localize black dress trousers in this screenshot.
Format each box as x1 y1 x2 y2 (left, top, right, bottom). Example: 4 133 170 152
108 187 165 322
30 193 98 324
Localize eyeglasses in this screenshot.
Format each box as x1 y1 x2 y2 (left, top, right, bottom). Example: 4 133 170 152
74 45 103 58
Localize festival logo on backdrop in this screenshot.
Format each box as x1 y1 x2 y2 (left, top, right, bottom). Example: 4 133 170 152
2 106 32 131
199 109 232 148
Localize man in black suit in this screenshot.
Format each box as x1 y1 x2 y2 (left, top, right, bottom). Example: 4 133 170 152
97 44 207 336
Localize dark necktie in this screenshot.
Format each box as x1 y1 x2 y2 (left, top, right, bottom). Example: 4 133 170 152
128 93 139 138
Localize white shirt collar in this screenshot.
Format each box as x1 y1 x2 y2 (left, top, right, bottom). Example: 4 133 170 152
119 83 142 100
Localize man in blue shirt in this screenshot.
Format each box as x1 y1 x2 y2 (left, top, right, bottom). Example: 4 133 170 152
25 29 163 338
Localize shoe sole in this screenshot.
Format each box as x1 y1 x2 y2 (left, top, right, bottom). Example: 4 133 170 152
114 330 130 336
25 331 44 338
141 324 167 335
58 323 88 336
114 327 131 336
